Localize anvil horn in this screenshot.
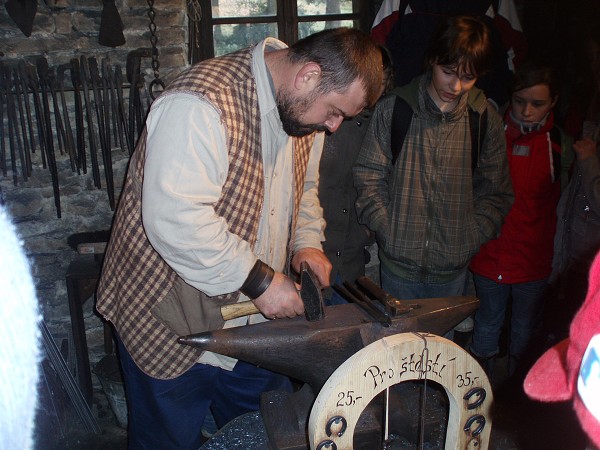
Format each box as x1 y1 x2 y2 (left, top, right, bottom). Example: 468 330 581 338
178 296 478 391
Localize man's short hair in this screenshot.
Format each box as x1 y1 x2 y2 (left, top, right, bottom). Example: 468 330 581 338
288 27 383 108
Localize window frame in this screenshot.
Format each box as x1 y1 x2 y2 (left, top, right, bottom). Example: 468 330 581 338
188 0 375 63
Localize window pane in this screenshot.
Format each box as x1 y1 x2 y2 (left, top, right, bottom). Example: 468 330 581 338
212 0 276 19
213 23 279 56
298 0 354 16
298 20 356 39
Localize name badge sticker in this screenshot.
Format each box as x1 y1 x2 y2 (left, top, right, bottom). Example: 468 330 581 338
512 145 530 157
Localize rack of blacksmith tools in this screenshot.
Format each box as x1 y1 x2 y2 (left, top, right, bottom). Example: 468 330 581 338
0 49 156 217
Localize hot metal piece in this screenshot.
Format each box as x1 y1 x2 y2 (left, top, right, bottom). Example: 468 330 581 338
333 282 392 326
356 276 412 316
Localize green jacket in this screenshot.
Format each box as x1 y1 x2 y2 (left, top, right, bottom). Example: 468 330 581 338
353 74 514 283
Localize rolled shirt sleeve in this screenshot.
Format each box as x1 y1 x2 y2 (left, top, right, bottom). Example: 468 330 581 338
293 132 326 252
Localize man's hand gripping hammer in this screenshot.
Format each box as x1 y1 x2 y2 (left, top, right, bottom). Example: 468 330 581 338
220 261 325 322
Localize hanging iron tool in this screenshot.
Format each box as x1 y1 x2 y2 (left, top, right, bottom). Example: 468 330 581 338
113 64 131 154
98 0 125 48
69 58 87 174
4 64 28 184
126 48 152 149
12 66 32 178
101 57 119 150
0 63 19 185
95 57 111 156
23 62 47 169
88 56 115 210
0 64 6 177
5 0 37 37
79 55 102 190
57 62 77 173
17 61 37 159
35 57 61 217
46 64 68 158
185 0 202 64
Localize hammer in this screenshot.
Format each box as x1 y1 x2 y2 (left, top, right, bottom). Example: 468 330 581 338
220 261 325 321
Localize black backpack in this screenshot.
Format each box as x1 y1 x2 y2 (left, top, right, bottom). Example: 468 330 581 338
390 94 488 172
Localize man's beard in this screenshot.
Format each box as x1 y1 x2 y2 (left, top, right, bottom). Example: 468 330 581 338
276 90 328 137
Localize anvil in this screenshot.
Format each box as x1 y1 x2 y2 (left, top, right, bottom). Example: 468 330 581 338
180 294 478 450
179 295 478 391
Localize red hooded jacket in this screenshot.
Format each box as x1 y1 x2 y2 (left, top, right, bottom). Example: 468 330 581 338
470 110 563 283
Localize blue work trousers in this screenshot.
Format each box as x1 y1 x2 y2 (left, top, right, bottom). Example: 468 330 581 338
116 337 293 450
471 274 548 359
380 264 469 300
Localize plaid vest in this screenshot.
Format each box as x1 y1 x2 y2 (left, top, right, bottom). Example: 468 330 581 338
96 46 315 379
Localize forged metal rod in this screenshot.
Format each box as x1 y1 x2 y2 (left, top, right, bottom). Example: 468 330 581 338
1 64 19 185
57 62 77 172
126 48 153 148
70 58 87 173
356 275 413 316
12 66 32 178
101 58 118 151
24 62 48 169
7 66 27 183
0 65 6 176
113 64 131 154
17 61 36 157
46 65 67 157
89 57 115 209
126 53 141 151
79 55 101 189
41 321 101 434
36 57 61 217
334 281 392 326
106 60 127 154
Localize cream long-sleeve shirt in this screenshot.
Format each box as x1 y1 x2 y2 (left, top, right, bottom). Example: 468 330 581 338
141 39 325 369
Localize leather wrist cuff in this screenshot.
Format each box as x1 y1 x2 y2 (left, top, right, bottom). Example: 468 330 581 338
240 259 275 299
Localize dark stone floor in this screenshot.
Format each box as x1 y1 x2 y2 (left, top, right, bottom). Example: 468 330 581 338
36 355 589 450
33 329 589 450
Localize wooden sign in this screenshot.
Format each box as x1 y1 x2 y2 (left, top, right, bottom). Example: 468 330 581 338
308 332 493 449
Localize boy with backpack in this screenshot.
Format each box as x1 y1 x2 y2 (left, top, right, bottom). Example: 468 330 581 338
353 15 513 316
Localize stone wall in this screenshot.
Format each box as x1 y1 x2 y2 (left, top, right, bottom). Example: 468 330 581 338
0 0 190 375
1 0 188 82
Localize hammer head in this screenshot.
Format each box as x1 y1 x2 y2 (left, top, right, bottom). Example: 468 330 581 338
300 261 325 321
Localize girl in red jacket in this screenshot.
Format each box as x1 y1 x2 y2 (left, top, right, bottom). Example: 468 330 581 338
469 59 571 384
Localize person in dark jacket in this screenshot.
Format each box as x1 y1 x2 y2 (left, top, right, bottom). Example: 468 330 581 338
318 45 395 303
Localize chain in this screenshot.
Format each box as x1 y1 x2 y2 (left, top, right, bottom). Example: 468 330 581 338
146 0 165 99
186 0 202 51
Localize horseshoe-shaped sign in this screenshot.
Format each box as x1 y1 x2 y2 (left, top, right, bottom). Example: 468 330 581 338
308 332 493 449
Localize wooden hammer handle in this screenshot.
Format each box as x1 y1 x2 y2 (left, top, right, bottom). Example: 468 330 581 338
221 301 260 321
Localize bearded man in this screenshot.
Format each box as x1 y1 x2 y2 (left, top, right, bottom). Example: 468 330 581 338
96 27 382 450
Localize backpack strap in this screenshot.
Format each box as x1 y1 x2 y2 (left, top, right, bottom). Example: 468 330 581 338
548 124 574 189
390 95 413 166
